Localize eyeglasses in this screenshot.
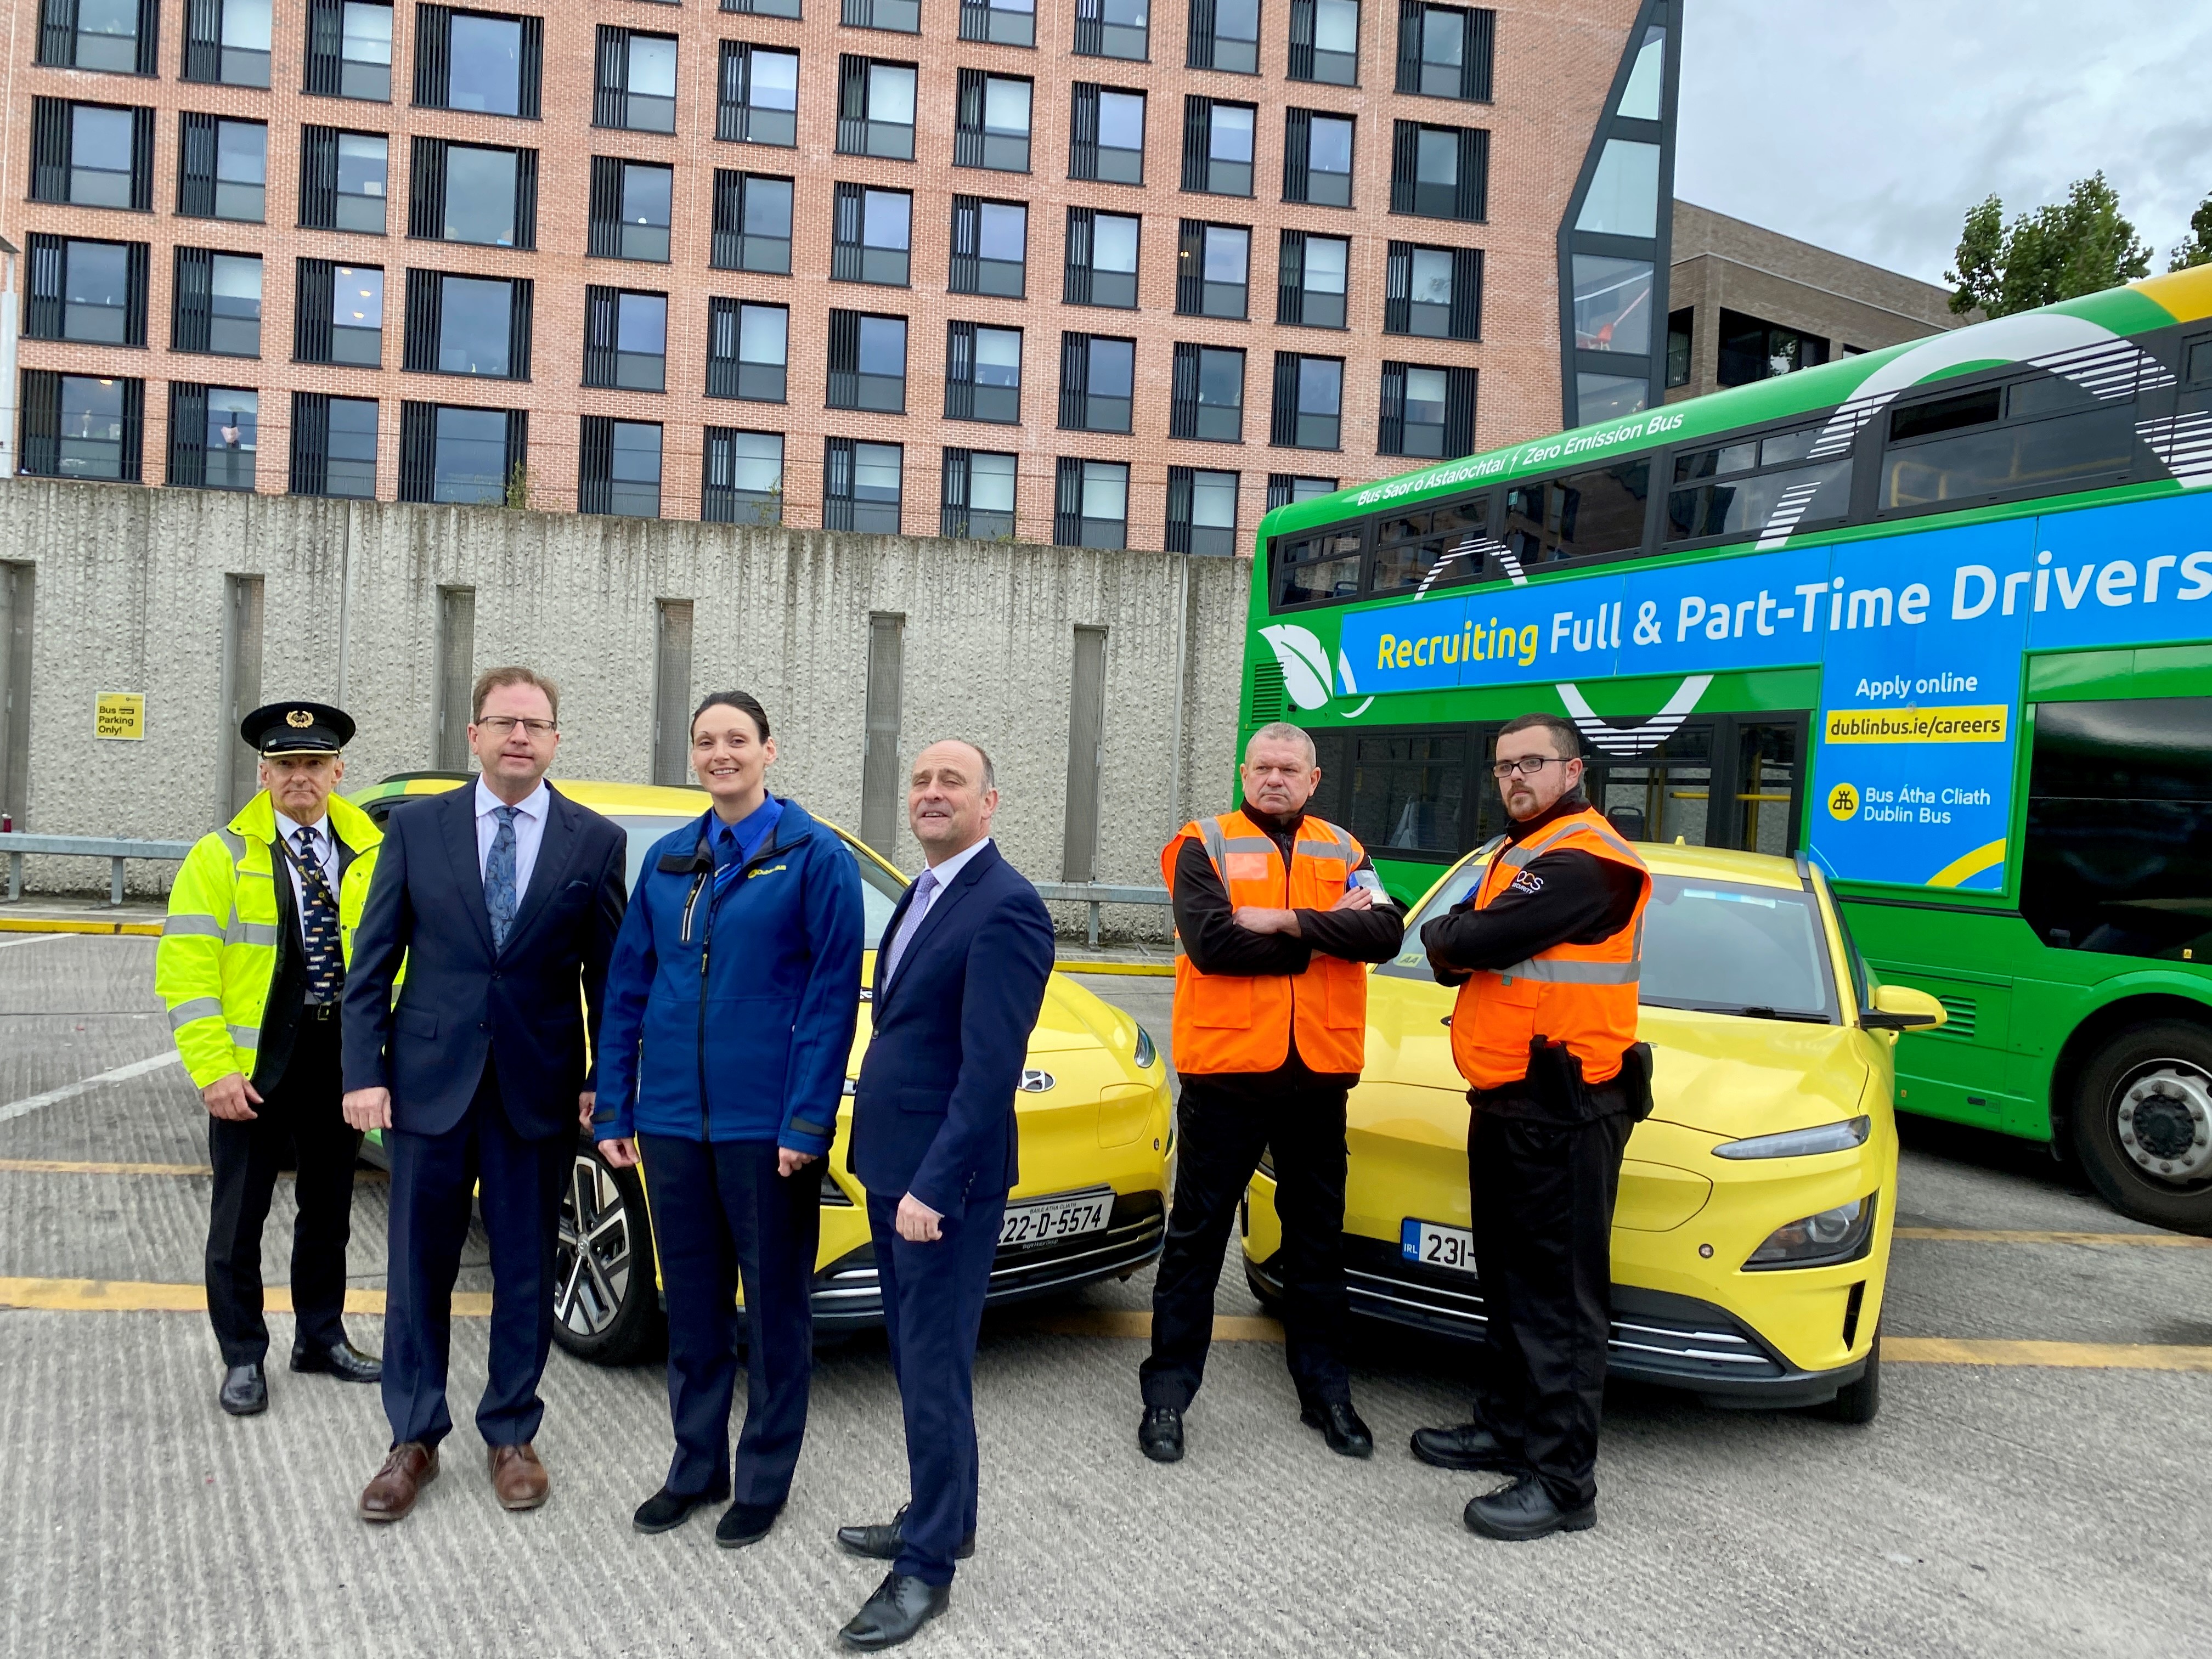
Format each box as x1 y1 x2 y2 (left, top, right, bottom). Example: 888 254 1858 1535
1491 755 1568 778
478 716 557 738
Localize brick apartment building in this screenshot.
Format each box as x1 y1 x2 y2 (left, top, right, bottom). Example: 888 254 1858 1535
2 0 1677 550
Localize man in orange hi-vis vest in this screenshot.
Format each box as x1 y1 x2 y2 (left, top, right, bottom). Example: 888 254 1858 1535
1413 712 1653 1544
1136 722 1403 1466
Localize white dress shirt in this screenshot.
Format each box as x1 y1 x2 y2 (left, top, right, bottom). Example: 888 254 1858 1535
882 836 992 983
474 777 551 901
272 809 341 924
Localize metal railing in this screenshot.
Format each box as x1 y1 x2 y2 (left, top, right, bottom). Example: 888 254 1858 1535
0 833 197 906
1031 882 1172 947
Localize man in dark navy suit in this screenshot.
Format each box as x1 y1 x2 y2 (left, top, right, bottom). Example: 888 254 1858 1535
340 667 628 1523
832 738 1055 1651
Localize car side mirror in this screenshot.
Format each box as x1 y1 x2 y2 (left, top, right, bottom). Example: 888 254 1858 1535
1860 984 1944 1032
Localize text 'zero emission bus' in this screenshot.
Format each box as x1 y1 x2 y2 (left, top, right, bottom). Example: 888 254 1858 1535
1242 266 2212 1235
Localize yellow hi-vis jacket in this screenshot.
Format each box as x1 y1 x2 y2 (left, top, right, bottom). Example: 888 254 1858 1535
155 791 383 1090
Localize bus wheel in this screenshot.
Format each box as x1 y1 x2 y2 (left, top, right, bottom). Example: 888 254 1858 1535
552 1139 667 1365
2071 1022 2212 1237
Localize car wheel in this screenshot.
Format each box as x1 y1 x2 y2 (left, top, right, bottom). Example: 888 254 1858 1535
552 1139 667 1365
2070 1021 2212 1237
1819 1327 1880 1424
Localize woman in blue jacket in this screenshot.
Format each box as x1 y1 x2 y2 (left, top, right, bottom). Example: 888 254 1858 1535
594 690 864 1549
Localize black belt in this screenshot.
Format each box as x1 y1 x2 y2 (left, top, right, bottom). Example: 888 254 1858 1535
301 1001 342 1022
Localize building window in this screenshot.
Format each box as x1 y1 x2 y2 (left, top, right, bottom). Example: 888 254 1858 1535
1289 0 1357 84
579 417 662 517
1063 208 1138 307
950 198 1028 298
1266 472 1334 507
1390 119 1486 220
37 0 160 74
1283 109 1352 206
1571 253 1652 356
823 438 902 532
397 400 526 503
1271 352 1341 448
712 170 793 273
1053 458 1127 549
1717 308 1829 386
1171 342 1244 441
29 100 154 211
1276 229 1347 328
1379 360 1474 457
1070 83 1144 184
177 114 267 222
1167 465 1238 553
1058 332 1135 433
1181 97 1254 195
1385 241 1481 338
1175 221 1248 319
304 0 394 100
1574 137 1661 238
17 371 143 481
183 0 272 87
300 127 390 233
595 28 676 132
945 321 1022 422
959 0 1033 48
24 235 148 346
403 270 532 379
956 72 1033 172
168 383 259 492
826 312 909 413
940 448 1017 538
294 259 385 365
409 139 535 247
722 0 800 16
414 6 541 119
168 249 263 357
289 392 380 498
842 0 917 30
707 298 788 400
1395 3 1492 100
1074 0 1147 59
1188 0 1257 72
716 43 798 146
702 427 783 524
832 184 912 285
837 57 916 160
1664 306 1692 388
583 287 668 391
588 158 673 261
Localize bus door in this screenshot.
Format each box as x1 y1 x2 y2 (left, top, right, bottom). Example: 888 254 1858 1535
1585 713 1809 854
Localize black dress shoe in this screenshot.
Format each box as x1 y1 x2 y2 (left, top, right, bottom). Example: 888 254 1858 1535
1410 1421 1519 1472
219 1363 268 1417
1138 1404 1184 1464
839 1571 950 1651
716 1500 781 1549
1463 1474 1596 1541
291 1339 382 1384
836 1504 975 1562
1299 1399 1374 1458
633 1485 728 1534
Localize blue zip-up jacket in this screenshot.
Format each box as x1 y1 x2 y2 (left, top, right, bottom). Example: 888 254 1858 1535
591 798 864 1153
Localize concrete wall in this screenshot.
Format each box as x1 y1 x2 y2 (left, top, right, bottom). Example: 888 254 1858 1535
0 478 1251 936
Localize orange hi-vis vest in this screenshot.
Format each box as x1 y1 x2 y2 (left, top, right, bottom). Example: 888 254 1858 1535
1449 806 1651 1090
1162 810 1370 1077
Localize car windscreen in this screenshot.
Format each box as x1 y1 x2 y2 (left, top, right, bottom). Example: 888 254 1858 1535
607 815 906 950
1376 863 1838 1022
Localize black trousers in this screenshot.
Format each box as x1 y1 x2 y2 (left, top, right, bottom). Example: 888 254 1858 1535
640 1135 822 1507
1141 1074 1351 1410
204 1012 363 1367
1466 1107 1635 1509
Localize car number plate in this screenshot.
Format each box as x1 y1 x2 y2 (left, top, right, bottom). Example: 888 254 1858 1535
1402 1218 1477 1276
999 1189 1114 1249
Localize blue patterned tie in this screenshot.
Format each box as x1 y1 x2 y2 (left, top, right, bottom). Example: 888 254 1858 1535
882 867 938 984
293 827 345 1003
485 805 520 951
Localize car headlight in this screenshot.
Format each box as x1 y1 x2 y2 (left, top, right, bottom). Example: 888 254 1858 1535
1713 1115 1871 1160
1133 1024 1158 1069
1745 1193 1876 1269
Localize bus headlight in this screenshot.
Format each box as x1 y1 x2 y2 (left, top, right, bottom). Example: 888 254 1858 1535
1745 1193 1877 1269
1133 1024 1158 1069
1714 1115 1871 1160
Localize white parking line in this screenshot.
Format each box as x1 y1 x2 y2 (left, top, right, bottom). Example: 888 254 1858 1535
0 1052 185 1126
0 934 73 951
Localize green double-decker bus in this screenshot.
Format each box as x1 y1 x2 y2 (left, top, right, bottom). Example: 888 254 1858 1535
1240 266 2212 1234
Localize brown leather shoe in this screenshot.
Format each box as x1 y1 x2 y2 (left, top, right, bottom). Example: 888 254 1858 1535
488 1442 550 1511
359 1442 438 1523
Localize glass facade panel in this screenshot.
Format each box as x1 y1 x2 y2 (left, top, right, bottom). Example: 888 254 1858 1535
974 325 1022 421
438 277 513 376
444 145 517 245
1572 254 1652 354
615 292 667 390
433 405 508 502
325 397 379 498
209 254 262 357
1306 114 1352 206
1207 104 1253 194
1400 365 1447 457
1085 337 1133 431
1211 0 1258 71
1195 346 1242 439
1311 0 1358 83
72 0 140 71
332 266 383 365
70 107 134 207
1091 213 1138 306
342 3 394 99
1098 91 1145 182
1188 467 1237 554
205 388 258 490
221 0 273 85
607 421 662 517
336 133 388 232
215 121 267 222
1202 225 1248 317
1576 370 1646 420
1574 138 1660 237
1295 356 1341 448
448 14 523 116
1301 235 1347 327
1617 24 1664 120
63 242 131 343
1079 460 1127 548
621 163 673 261
626 37 677 132
58 375 128 478
850 440 902 532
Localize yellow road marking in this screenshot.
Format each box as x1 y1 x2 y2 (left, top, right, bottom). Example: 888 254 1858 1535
0 917 162 936
0 1158 388 1178
1885 1338 2212 1372
0 1277 490 1316
1056 961 1176 977
1895 1227 2209 1247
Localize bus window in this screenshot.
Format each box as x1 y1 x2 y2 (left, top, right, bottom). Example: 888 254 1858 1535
1582 716 1802 852
2187 337 2212 384
1881 373 2136 512
1272 527 1364 608
1346 731 1469 855
1666 421 1850 545
1368 494 1488 595
1588 723 1712 847
2021 697 2212 962
1502 458 1650 568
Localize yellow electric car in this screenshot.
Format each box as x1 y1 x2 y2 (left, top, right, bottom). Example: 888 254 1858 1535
1241 841 1943 1421
352 775 1173 1364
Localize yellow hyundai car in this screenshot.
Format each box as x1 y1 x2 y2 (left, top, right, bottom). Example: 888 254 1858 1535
1241 841 1942 1422
352 775 1173 1364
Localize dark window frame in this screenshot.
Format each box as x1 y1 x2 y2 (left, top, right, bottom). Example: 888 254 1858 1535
1392 1 1493 101
23 232 149 346
287 390 381 499
944 320 1024 424
710 168 794 273
1062 205 1139 307
400 267 535 380
701 425 785 524
1274 227 1348 329
410 4 544 119
939 445 1020 538
831 182 914 285
581 284 670 393
716 41 800 146
706 296 789 402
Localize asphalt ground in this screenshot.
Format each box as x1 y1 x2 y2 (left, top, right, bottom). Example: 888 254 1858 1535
1 934 2208 1658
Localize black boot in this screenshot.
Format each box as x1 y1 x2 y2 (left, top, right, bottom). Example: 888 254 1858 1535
1299 1398 1374 1458
1410 1421 1519 1472
1463 1474 1596 1541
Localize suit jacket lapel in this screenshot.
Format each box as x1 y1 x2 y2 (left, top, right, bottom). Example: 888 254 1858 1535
440 786 496 956
872 883 918 1003
882 843 998 1008
500 787 576 955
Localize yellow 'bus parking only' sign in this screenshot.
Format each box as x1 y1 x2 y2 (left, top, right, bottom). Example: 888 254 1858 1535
95 694 145 740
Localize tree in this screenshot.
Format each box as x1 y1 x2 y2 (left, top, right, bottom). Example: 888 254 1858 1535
2170 193 2212 272
1945 172 2152 318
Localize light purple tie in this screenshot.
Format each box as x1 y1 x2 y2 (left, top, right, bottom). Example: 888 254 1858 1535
883 867 939 984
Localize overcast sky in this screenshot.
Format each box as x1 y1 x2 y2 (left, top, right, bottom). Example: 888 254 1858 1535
1674 0 2212 292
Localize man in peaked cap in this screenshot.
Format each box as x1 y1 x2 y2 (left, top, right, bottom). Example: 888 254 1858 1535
155 701 386 1415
